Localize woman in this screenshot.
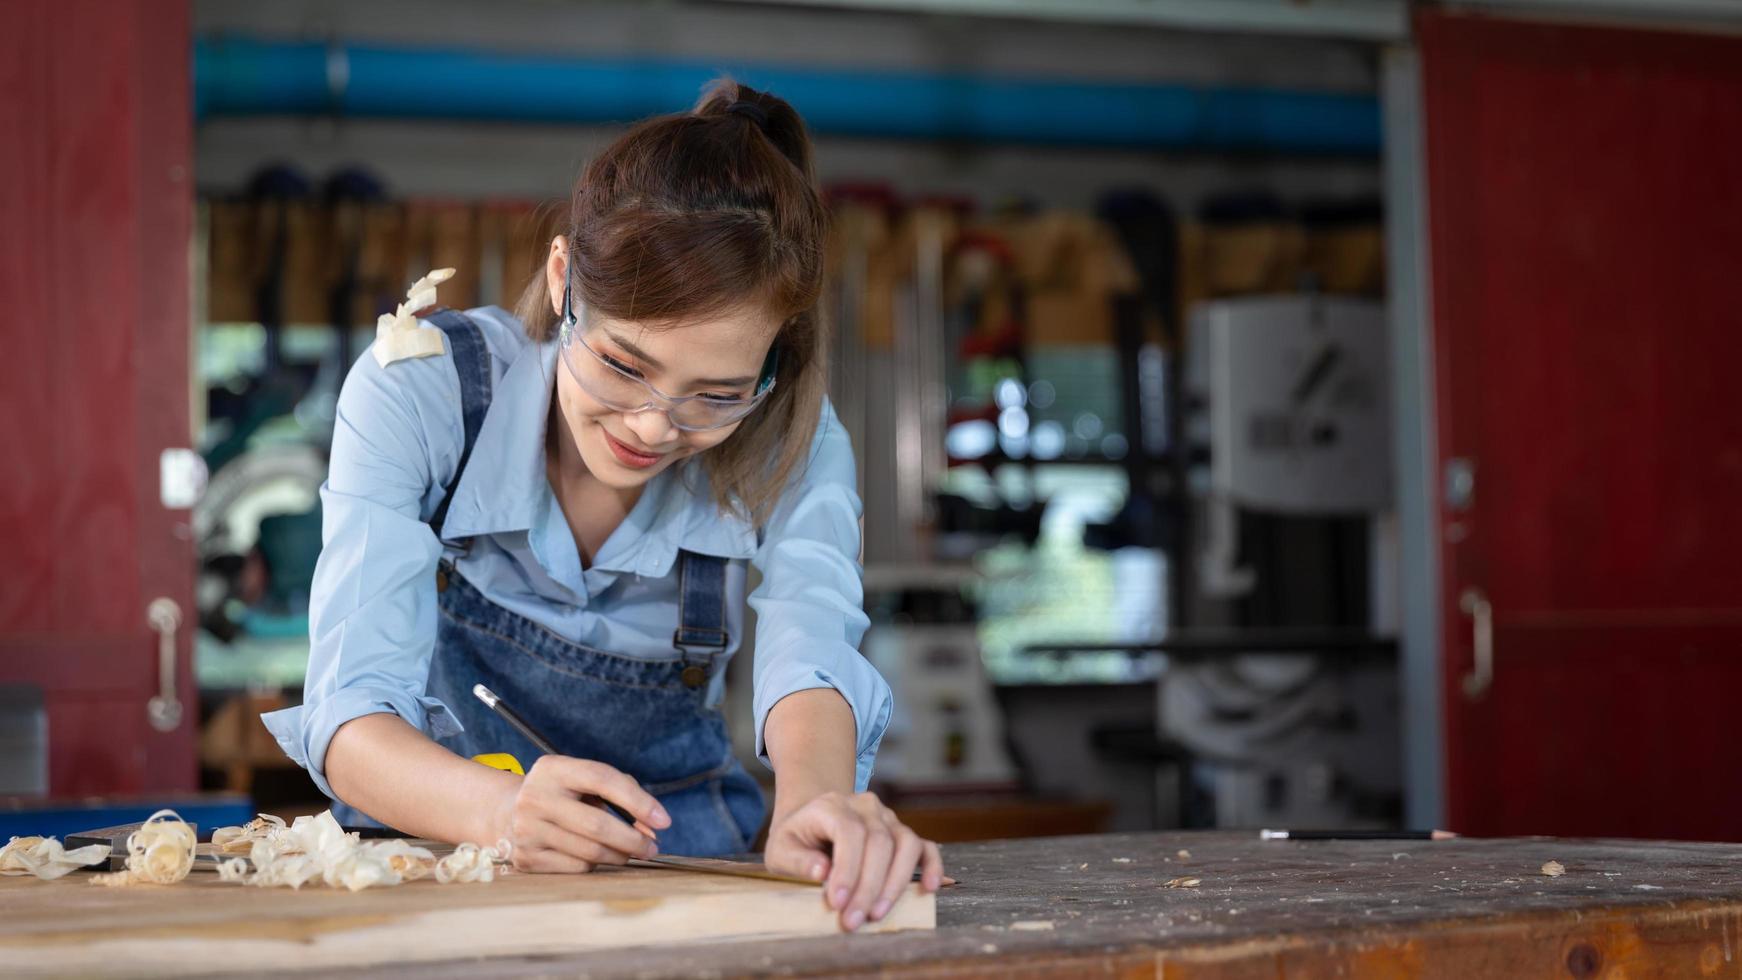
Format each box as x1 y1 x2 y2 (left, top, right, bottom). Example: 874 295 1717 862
265 80 942 930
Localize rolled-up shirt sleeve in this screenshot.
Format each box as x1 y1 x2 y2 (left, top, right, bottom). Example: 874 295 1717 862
260 345 464 800
748 401 892 792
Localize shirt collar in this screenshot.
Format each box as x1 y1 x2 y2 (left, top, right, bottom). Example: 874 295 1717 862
439 337 760 572
593 464 759 579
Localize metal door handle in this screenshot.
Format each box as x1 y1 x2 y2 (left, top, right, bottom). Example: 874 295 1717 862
146 598 184 731
1459 588 1493 700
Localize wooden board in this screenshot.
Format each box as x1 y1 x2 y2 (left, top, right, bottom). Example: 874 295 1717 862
64 830 828 884
0 863 934 976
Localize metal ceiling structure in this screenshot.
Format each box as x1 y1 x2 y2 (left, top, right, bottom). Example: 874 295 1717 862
711 0 1412 40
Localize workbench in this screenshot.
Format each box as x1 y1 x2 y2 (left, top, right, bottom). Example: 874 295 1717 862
10 831 1742 977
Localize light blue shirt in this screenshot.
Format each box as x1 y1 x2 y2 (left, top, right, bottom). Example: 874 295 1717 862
262 306 890 798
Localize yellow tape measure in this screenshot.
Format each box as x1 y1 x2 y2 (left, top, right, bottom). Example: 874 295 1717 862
471 752 525 775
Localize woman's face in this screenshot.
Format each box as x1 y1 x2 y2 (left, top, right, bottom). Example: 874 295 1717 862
546 243 777 490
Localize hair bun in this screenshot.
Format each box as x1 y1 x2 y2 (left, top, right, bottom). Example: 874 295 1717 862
725 101 769 129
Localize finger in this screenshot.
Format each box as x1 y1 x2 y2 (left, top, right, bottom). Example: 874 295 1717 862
542 795 659 858
870 829 923 922
823 813 866 915
920 840 945 892
514 847 595 875
791 848 832 883
525 820 639 867
764 833 832 883
845 824 893 931
575 760 672 831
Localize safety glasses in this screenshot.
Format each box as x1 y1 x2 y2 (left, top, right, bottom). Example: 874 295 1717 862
557 273 778 433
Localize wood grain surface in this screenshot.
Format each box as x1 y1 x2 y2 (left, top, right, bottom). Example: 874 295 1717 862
0 861 933 976
268 831 1742 979
8 830 1742 977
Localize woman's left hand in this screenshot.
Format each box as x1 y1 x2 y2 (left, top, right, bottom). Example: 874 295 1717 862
764 790 944 931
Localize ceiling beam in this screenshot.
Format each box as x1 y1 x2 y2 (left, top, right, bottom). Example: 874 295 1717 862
707 0 1410 41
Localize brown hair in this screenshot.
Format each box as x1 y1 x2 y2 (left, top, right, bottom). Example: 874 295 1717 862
514 78 829 526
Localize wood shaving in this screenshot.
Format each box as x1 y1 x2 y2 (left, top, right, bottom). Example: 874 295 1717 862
0 836 110 880
1009 920 1055 931
435 841 507 884
372 268 455 367
206 810 500 891
1112 857 1133 864
1541 861 1566 877
1165 876 1202 888
211 813 286 854
91 809 197 886
1176 849 1192 861
377 839 440 882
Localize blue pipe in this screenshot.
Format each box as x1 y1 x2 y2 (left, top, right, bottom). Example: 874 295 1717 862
195 38 1379 155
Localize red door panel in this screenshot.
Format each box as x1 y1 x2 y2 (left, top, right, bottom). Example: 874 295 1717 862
1421 11 1742 839
1455 621 1742 839
0 0 196 795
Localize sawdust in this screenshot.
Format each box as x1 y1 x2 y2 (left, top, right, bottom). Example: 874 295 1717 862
1009 920 1055 931
0 836 110 880
1541 861 1566 878
1176 849 1191 861
1165 876 1202 889
91 810 197 886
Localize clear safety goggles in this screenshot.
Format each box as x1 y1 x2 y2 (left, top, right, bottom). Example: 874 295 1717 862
557 274 778 433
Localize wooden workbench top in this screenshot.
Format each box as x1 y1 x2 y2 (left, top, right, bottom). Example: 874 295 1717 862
11 831 1742 977
316 830 1742 978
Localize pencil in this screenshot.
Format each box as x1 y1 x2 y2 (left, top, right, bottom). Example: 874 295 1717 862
1260 829 1459 841
472 683 643 831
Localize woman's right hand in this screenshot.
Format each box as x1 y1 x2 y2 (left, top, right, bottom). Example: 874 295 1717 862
493 755 672 873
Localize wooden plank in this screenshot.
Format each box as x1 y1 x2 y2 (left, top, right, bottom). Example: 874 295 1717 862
287 831 1742 978
0 864 934 975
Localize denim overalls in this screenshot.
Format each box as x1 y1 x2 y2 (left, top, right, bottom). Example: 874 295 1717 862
334 309 766 855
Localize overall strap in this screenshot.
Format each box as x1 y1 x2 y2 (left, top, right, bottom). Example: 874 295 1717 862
424 308 493 540
673 550 730 687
